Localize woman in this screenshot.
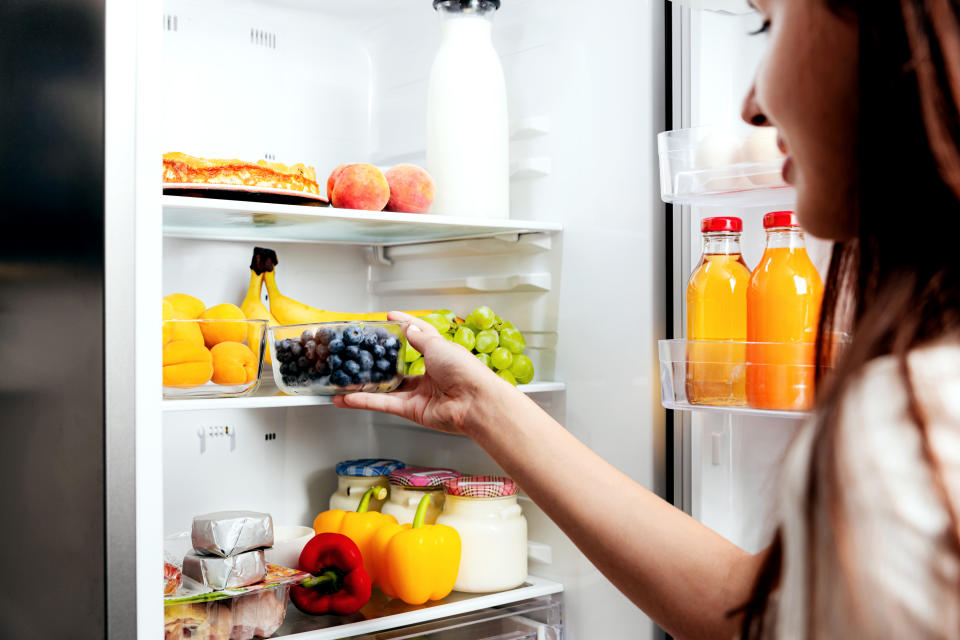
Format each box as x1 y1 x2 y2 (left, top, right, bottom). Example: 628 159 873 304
336 1 960 637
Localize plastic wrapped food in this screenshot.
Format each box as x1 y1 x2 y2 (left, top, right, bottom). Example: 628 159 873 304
191 511 274 558
164 585 291 640
164 557 183 596
183 549 267 591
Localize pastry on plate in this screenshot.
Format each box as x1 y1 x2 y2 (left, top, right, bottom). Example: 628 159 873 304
163 152 320 197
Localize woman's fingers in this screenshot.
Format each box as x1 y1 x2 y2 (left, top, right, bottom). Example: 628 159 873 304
333 390 414 418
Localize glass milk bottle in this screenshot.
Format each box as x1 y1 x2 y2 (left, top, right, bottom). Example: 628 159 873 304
381 467 461 525
427 0 509 219
436 476 527 593
328 459 405 512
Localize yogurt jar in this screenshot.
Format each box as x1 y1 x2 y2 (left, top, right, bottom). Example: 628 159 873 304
328 458 405 512
436 475 527 593
382 467 461 525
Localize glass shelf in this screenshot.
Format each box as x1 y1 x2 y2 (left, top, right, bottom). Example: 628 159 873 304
668 0 756 15
162 196 562 246
275 579 562 640
659 339 815 420
162 381 567 412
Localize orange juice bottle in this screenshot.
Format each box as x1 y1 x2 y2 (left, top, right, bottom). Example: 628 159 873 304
746 211 824 410
685 217 751 405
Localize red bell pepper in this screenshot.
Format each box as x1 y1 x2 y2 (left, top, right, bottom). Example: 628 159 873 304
291 532 372 616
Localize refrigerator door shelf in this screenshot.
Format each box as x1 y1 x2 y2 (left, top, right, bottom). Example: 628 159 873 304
668 0 756 15
162 196 562 247
658 127 796 208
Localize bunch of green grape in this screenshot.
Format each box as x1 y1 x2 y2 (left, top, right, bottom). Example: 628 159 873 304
402 306 534 386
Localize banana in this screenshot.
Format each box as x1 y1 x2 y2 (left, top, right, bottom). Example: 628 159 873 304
252 246 431 325
241 270 280 364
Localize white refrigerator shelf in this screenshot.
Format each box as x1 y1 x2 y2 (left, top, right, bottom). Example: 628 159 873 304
162 196 562 246
662 400 811 421
275 576 563 640
162 381 567 412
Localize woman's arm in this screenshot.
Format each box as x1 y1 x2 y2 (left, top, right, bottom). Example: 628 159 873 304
335 313 764 639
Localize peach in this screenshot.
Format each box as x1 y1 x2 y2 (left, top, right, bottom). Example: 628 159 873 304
210 342 259 385
385 164 435 214
331 163 390 211
163 340 213 388
199 303 248 347
327 163 353 202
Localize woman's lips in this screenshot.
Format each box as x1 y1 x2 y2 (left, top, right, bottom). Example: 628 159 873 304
782 155 794 184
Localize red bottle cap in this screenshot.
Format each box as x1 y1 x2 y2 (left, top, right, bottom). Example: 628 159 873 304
701 217 742 233
763 211 799 229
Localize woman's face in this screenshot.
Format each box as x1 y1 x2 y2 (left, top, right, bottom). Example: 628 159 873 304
743 0 859 240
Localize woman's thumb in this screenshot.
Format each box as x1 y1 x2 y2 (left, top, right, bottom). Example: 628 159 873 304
405 323 432 353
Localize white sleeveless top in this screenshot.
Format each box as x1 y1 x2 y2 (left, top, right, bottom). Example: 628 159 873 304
775 344 960 638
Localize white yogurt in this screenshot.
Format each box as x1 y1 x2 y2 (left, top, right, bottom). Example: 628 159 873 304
382 486 445 525
328 475 390 512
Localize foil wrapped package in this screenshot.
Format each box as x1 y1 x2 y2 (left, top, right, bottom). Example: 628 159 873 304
191 511 274 558
182 549 267 591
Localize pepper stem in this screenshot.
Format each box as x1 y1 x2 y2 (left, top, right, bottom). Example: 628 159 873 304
299 570 339 590
356 486 387 513
412 494 432 529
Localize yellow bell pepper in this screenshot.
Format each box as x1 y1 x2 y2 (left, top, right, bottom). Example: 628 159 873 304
313 487 397 585
371 494 461 605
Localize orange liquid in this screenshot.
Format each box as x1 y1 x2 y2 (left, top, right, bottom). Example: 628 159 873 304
685 253 751 405
746 246 824 410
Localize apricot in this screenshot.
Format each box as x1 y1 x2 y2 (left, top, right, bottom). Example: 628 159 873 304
164 293 205 319
163 340 213 388
331 163 390 211
199 303 247 347
211 342 259 385
327 163 353 202
165 309 205 346
162 300 176 344
385 164 435 214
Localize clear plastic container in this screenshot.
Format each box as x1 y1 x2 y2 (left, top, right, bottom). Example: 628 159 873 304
268 321 408 395
658 126 793 207
162 319 267 399
163 584 291 640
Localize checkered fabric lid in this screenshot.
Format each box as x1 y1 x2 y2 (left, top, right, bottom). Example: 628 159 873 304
335 458 405 477
443 475 518 497
388 467 461 488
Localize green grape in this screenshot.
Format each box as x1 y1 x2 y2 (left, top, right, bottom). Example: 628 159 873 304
443 332 454 341
475 352 493 369
491 347 513 371
466 305 496 331
500 320 515 330
500 327 525 354
475 329 499 354
436 309 458 326
509 354 534 384
422 313 451 334
408 356 426 376
403 342 421 363
498 369 518 386
493 315 504 330
454 326 476 351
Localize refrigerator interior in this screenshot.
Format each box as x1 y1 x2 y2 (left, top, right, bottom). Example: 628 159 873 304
675 7 829 552
156 0 667 638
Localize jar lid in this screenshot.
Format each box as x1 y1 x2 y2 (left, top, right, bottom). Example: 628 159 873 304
433 0 501 10
763 211 799 229
701 216 742 233
444 475 518 497
389 467 461 488
336 458 405 477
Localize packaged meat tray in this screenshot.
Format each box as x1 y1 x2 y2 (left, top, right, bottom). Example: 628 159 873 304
164 585 290 640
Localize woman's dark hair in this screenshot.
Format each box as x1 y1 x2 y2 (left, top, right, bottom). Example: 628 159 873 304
739 1 960 636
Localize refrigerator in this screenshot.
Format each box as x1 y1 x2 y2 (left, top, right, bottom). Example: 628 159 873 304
0 0 825 638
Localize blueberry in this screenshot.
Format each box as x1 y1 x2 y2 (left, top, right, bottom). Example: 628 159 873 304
307 369 322 381
343 326 363 346
372 344 386 359
370 370 385 383
305 341 317 359
343 360 361 376
301 329 315 343
374 327 389 340
330 370 351 387
329 354 343 371
375 358 391 372
387 348 399 363
290 342 303 358
315 328 332 346
298 356 310 370
362 334 379 350
275 347 289 363
358 351 374 371
383 336 399 350
281 338 294 351
357 371 372 384
279 362 291 376
345 345 361 361
328 338 345 354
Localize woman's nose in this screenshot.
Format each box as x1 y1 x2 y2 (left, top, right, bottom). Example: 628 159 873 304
742 83 769 126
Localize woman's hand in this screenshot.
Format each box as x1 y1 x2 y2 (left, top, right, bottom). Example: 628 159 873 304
332 311 513 434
